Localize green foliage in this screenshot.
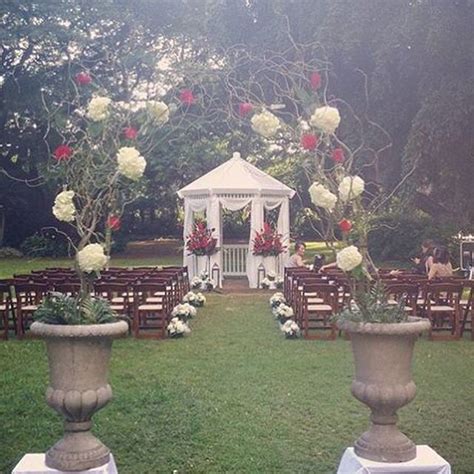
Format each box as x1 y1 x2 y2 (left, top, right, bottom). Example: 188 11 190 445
334 281 408 325
0 247 23 258
20 232 71 258
34 292 118 325
368 213 462 264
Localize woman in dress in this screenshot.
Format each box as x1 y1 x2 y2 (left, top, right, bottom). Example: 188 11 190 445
287 241 306 267
428 246 453 280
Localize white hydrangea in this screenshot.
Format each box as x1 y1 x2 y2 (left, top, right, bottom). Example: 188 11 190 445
171 303 197 320
77 243 108 273
338 176 365 201
281 319 300 337
52 190 76 222
183 291 206 307
308 183 337 211
269 292 286 308
147 100 169 125
336 245 363 272
310 106 341 134
275 303 294 320
251 110 280 138
167 317 191 336
116 146 146 181
86 96 111 121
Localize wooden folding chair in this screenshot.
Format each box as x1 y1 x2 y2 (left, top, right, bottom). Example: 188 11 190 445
0 281 15 340
422 283 462 340
460 280 474 339
383 283 419 316
301 283 339 340
132 282 171 339
14 282 49 338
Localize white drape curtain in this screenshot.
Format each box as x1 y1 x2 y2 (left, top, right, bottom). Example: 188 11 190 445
183 194 291 288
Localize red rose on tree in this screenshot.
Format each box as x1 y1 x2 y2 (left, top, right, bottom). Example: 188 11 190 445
338 219 353 233
238 102 253 117
331 148 345 163
310 71 322 90
123 127 138 140
107 216 121 231
53 144 73 161
301 133 318 151
75 72 92 86
179 89 195 105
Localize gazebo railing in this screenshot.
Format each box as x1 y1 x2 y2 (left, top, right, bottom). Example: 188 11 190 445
222 244 248 276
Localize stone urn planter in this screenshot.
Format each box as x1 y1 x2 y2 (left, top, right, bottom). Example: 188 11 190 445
339 317 431 463
31 321 128 471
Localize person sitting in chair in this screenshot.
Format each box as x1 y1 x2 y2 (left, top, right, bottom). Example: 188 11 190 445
287 241 306 267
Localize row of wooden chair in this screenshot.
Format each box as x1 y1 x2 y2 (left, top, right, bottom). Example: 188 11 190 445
284 267 474 341
0 266 189 340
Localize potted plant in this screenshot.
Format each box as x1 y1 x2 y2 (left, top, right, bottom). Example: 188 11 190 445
237 46 431 462
185 222 218 275
29 69 174 470
252 222 286 276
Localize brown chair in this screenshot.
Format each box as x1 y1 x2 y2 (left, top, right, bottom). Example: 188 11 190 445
0 281 14 339
460 280 474 339
94 282 131 319
422 283 462 340
383 283 419 316
301 283 339 340
132 282 171 339
14 282 49 338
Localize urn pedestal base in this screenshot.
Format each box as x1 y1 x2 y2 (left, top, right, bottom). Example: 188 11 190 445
13 453 117 474
337 446 451 473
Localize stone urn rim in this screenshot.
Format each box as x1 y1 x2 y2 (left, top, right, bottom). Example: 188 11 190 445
338 316 431 335
31 320 128 338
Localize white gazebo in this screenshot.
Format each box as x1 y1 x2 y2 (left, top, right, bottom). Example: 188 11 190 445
177 152 295 288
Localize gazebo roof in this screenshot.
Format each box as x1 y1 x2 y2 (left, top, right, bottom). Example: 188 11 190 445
177 152 295 198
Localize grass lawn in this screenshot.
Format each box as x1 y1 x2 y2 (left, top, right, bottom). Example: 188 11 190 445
1 293 473 473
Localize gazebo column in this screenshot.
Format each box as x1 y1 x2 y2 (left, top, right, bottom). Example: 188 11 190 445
247 196 264 288
182 197 195 281
277 197 290 277
207 195 222 287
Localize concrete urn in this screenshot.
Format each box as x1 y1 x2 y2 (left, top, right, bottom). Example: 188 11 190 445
339 317 431 463
31 321 128 471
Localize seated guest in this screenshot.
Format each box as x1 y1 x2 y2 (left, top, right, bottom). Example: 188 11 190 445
287 241 306 267
412 239 434 274
428 246 453 280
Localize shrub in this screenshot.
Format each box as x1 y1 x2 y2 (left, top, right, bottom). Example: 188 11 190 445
0 247 23 258
20 231 72 258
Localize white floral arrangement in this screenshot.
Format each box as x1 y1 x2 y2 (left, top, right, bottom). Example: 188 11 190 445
308 182 337 211
266 271 276 281
251 110 280 137
338 175 365 202
191 276 202 289
309 105 341 134
269 292 286 308
281 319 300 339
167 317 191 338
261 277 271 289
183 291 206 307
171 303 197 322
274 303 294 323
336 245 363 272
77 243 109 273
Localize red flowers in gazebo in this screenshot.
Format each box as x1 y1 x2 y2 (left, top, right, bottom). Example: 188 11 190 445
252 222 286 257
186 222 217 256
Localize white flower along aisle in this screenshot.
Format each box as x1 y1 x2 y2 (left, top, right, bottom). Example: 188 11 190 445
177 152 295 288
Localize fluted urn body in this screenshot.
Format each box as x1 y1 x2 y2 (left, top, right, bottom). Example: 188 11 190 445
31 321 128 471
339 317 430 463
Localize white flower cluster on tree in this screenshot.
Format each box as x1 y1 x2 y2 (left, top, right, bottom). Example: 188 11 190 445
336 245 363 272
116 146 146 181
77 243 109 273
147 100 169 125
251 110 280 137
310 105 341 134
86 96 112 121
338 176 365 201
308 183 337 211
52 190 76 222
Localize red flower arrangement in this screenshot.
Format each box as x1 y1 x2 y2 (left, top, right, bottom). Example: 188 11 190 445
338 219 353 233
75 72 92 86
252 222 286 257
186 222 218 256
301 133 318 151
53 144 73 161
331 148 345 163
238 102 253 117
107 215 121 231
123 126 138 140
179 89 195 105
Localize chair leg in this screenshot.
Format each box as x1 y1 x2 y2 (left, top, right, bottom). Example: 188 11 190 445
2 312 7 340
16 310 24 340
